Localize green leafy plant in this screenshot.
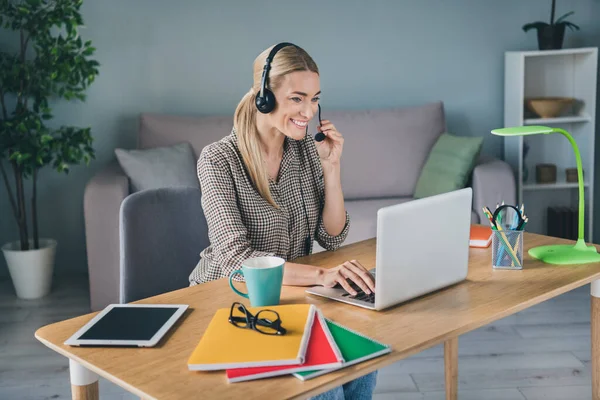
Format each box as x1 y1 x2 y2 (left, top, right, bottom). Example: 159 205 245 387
0 0 99 251
522 0 580 33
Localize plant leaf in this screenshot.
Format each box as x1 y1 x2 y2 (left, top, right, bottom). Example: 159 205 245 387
555 11 575 24
0 0 99 189
522 22 549 32
562 21 580 31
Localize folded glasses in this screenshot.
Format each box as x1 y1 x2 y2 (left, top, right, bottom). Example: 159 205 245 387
228 302 287 336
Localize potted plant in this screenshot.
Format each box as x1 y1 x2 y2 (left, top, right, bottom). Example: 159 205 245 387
0 0 99 299
522 0 580 50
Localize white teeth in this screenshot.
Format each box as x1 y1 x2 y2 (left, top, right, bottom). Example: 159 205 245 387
291 119 307 127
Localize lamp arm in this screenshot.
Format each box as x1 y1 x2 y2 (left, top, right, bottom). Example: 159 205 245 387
553 128 585 243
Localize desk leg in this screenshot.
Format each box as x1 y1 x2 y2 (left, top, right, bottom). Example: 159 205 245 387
592 280 600 400
444 337 458 400
69 359 99 400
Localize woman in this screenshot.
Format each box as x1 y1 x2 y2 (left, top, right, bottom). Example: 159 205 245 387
189 43 377 399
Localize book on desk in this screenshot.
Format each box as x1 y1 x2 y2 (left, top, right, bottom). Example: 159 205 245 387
187 304 317 371
293 316 391 381
470 224 492 248
187 304 391 383
225 310 344 383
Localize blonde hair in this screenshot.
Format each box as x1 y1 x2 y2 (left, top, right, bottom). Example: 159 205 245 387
233 44 319 208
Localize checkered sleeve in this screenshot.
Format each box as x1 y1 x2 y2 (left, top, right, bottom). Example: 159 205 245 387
197 148 275 280
316 209 350 251
313 159 350 251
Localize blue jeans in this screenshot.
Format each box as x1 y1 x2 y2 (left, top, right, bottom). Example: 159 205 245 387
309 371 378 400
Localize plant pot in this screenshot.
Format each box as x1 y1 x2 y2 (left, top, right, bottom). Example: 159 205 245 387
537 24 565 50
2 238 57 299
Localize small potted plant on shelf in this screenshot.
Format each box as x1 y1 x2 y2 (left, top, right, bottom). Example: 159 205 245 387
0 0 99 299
522 0 580 50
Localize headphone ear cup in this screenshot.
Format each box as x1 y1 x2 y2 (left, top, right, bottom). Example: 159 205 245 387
255 93 266 112
256 88 276 114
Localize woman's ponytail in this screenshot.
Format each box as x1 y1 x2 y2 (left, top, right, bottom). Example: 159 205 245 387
233 89 279 208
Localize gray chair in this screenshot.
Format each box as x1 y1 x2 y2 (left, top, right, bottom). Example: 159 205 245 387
119 187 209 303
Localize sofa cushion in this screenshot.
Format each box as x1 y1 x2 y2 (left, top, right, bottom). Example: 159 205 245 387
471 210 479 224
312 197 412 254
114 142 199 192
308 101 445 200
139 101 446 200
312 197 479 254
414 133 483 199
138 113 234 159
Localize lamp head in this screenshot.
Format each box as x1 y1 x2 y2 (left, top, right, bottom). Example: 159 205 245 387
491 126 554 136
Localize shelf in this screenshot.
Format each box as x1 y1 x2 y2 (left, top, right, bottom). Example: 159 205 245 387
523 181 589 191
523 114 591 125
507 47 597 58
504 47 597 242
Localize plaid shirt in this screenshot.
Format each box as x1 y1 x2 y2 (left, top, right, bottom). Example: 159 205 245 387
188 129 350 285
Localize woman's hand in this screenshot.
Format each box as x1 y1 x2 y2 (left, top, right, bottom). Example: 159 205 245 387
315 119 344 167
316 260 375 296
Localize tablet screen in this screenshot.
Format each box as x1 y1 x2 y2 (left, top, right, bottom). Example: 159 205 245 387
77 307 179 341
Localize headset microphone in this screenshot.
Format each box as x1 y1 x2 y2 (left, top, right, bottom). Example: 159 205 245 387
314 104 326 142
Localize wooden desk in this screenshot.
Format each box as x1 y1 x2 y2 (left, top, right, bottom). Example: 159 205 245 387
36 232 600 400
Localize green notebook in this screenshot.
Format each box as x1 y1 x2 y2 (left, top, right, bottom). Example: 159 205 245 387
293 318 391 381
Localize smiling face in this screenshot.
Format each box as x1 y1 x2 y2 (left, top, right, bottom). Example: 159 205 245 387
266 70 321 141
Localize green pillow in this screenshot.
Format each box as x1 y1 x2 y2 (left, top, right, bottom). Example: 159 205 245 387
414 132 483 198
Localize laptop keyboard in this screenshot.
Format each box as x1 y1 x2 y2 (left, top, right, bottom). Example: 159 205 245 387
341 280 376 303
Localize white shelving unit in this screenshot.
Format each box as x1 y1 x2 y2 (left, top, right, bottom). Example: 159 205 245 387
503 47 598 242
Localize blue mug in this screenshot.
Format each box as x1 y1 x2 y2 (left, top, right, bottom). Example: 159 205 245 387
229 256 285 307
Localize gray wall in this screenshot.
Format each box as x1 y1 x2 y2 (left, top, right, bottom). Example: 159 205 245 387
1 0 599 279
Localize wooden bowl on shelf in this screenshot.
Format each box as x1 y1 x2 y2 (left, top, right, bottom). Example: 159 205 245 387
525 97 575 118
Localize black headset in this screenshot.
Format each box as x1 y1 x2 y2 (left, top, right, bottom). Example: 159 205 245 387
255 42 326 142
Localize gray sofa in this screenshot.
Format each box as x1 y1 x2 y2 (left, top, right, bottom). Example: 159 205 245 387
84 101 516 311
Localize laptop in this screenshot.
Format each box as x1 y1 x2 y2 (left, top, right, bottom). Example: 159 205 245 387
305 187 472 311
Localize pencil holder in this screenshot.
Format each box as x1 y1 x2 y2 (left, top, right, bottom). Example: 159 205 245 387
492 230 523 270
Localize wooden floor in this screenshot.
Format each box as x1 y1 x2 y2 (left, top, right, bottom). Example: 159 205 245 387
0 275 594 400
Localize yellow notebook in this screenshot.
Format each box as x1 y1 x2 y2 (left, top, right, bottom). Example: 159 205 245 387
187 304 316 371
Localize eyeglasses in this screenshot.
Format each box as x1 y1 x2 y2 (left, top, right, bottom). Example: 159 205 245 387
228 302 287 336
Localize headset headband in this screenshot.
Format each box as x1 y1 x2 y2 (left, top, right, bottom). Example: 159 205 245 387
259 42 297 98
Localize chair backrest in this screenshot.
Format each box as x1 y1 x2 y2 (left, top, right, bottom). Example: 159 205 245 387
119 187 209 303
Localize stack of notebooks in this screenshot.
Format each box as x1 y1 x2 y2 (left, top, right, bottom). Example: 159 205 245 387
187 304 391 383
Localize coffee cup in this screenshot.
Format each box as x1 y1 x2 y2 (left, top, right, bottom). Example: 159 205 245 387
229 256 285 307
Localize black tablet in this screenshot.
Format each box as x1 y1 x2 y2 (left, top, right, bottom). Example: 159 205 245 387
64 304 188 347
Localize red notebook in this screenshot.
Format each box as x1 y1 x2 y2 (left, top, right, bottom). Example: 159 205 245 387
226 310 344 383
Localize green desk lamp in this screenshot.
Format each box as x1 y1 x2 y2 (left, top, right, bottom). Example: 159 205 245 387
491 125 600 265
